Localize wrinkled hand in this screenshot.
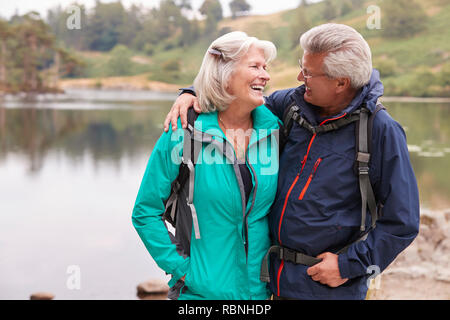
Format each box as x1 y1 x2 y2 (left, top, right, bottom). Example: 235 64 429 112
163 93 201 132
306 252 348 288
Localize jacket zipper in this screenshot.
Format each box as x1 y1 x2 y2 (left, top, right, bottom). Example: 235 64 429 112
275 112 347 298
277 133 317 244
243 153 258 261
298 158 322 200
240 135 265 260
275 133 316 297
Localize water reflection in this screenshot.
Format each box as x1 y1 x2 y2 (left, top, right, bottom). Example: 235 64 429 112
0 90 177 299
0 91 176 174
386 101 450 210
0 91 449 299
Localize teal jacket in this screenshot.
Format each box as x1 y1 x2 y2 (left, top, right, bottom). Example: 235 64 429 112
132 106 280 300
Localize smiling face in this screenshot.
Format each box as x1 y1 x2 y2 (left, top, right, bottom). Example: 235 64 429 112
298 51 339 108
226 45 270 110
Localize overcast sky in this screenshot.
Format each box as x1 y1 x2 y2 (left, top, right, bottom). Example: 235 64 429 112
0 0 320 19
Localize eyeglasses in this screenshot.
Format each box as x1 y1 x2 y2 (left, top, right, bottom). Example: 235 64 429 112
298 59 328 80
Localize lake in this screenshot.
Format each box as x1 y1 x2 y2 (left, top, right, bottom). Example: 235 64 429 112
0 89 449 299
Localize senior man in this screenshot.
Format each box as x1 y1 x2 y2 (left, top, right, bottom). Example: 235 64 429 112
164 23 420 300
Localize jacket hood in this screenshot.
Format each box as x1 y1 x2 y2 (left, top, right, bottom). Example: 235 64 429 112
344 68 384 114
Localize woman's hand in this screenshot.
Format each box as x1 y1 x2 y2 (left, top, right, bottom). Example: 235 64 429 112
164 93 201 132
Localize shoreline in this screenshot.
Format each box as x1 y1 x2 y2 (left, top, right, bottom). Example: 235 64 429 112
2 77 450 104
58 76 182 93
380 96 450 103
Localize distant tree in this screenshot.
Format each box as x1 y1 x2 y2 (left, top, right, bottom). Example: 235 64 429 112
133 17 159 51
199 0 223 21
179 16 200 47
350 0 364 9
5 12 81 93
322 0 338 21
229 0 251 19
290 3 311 48
53 47 85 80
106 44 133 76
374 57 398 77
117 4 143 48
153 0 184 40
438 63 450 86
0 20 12 89
44 0 201 57
300 0 309 7
47 3 88 51
15 12 55 92
199 0 223 35
85 1 127 51
382 0 427 38
340 0 353 16
176 0 192 10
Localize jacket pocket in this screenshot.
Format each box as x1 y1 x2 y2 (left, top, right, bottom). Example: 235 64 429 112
298 158 322 200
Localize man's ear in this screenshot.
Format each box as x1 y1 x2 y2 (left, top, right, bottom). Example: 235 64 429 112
335 77 351 93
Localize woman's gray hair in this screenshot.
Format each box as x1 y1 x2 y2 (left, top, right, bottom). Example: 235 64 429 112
193 31 277 112
300 23 372 89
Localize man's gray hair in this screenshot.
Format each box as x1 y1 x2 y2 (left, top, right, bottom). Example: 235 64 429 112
300 23 372 89
194 31 277 112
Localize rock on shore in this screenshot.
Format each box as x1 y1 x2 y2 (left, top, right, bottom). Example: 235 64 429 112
30 292 55 300
137 279 169 300
368 208 450 299
135 210 450 300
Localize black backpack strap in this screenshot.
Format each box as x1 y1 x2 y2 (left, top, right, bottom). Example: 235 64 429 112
163 108 200 231
282 101 299 137
288 107 361 136
358 102 386 231
181 108 202 239
275 100 298 153
260 245 322 283
337 101 386 254
356 107 377 232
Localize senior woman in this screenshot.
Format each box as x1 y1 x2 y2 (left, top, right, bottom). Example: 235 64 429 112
132 31 280 300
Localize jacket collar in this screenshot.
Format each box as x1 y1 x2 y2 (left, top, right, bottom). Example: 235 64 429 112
194 105 280 144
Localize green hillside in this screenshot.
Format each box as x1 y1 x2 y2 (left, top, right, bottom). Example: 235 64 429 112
73 0 450 97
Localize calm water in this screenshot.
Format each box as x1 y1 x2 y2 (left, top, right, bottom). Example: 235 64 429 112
0 89 449 299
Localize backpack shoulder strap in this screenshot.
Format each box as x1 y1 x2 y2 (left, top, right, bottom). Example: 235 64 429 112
163 108 201 237
356 105 377 233
276 100 298 153
282 100 300 137
173 108 200 196
356 101 386 231
180 108 201 239
337 101 386 254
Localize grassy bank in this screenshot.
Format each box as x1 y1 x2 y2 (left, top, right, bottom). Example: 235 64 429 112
61 0 450 97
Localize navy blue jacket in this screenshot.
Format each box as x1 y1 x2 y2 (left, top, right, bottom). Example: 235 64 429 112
265 70 420 299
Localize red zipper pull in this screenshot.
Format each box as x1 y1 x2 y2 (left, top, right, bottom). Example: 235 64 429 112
312 158 322 176
298 158 322 200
